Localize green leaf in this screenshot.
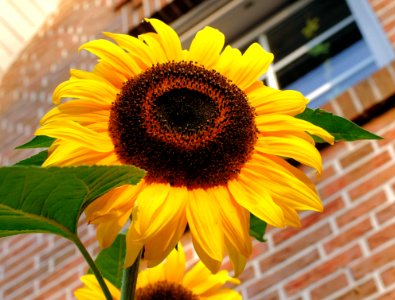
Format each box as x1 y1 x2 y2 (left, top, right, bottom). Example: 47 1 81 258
249 214 267 242
296 108 382 142
0 166 145 239
91 234 126 289
16 135 55 149
14 151 48 166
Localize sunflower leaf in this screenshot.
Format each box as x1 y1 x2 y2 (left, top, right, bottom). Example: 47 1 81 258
296 108 382 142
90 234 126 289
14 151 48 166
15 135 55 149
0 166 145 239
249 214 267 242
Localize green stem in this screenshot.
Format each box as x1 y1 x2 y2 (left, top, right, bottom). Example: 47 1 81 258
121 249 142 300
73 236 113 300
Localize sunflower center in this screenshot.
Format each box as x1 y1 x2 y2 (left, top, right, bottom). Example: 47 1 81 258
109 61 257 189
155 88 218 133
136 280 198 300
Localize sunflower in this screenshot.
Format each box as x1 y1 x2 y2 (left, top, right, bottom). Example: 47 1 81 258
36 18 333 274
74 244 241 300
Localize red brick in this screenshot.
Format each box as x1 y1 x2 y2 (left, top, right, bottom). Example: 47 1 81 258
352 243 395 279
353 80 378 110
251 239 269 258
324 218 373 254
378 125 395 147
284 245 362 295
368 222 395 250
309 164 336 185
381 265 395 286
248 249 319 298
376 202 395 224
1 261 35 285
238 265 256 283
40 257 84 288
262 290 280 300
320 150 391 199
311 273 349 300
340 143 374 169
38 238 70 265
335 91 360 120
378 288 395 300
320 141 348 163
35 272 80 300
337 190 387 227
3 285 34 300
364 108 395 133
4 264 49 297
263 224 331 270
349 163 395 201
320 101 337 114
372 67 395 100
4 239 49 273
334 279 377 300
273 197 343 245
0 235 36 264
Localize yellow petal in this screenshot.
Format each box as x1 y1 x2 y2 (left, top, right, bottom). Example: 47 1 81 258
215 43 273 90
186 188 224 273
244 153 323 212
236 43 274 90
163 243 186 283
70 69 114 87
143 216 187 268
41 99 110 124
227 178 285 228
208 186 251 258
183 261 238 296
85 184 137 225
256 135 323 173
75 275 120 300
138 32 167 63
214 46 242 82
94 60 128 89
143 189 188 267
256 114 334 144
104 32 156 67
225 237 247 278
96 219 124 248
248 87 308 116
41 107 109 125
79 39 141 76
138 263 166 287
188 26 225 68
43 140 119 167
132 183 171 236
146 18 182 61
127 184 188 268
52 79 118 105
125 229 144 267
278 204 302 227
200 288 242 300
35 120 113 152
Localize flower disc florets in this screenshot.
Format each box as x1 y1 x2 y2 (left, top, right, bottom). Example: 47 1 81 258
136 280 198 300
109 61 257 189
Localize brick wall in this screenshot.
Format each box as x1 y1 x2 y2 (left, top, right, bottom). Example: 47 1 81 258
0 0 394 299
369 0 395 47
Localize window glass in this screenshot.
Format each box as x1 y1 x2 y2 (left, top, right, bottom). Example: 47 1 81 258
263 0 378 106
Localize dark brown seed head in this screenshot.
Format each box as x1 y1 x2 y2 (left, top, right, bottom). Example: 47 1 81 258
109 61 257 189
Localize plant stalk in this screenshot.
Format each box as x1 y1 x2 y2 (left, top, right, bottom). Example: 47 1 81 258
121 249 142 300
73 237 113 300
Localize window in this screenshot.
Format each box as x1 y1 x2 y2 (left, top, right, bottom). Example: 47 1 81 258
166 0 393 107
234 0 394 107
